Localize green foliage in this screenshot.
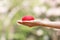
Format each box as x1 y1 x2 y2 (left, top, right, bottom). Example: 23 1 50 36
49 16 58 21
12 0 23 6
11 9 26 25
0 20 2 38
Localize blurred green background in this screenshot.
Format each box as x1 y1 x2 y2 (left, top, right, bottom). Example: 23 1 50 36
0 0 60 40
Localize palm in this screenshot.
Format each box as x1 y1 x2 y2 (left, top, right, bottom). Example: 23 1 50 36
17 20 40 27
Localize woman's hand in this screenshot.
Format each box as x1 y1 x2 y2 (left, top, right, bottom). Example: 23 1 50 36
17 20 42 27
17 19 60 29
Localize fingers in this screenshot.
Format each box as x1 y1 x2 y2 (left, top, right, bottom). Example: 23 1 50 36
17 21 34 27
22 22 33 27
17 21 22 24
17 20 40 27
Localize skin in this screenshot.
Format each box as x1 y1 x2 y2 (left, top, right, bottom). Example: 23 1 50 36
17 20 60 29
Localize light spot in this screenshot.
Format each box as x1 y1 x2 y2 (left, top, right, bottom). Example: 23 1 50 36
36 29 44 36
46 8 60 17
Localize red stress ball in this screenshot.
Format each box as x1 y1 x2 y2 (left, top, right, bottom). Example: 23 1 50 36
22 15 34 21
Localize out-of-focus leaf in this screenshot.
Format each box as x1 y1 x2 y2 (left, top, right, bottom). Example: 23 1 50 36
14 33 26 40
12 0 23 6
0 20 2 37
11 9 26 25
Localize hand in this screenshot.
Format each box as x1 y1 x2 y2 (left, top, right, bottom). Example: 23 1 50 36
17 20 41 27
17 19 60 29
